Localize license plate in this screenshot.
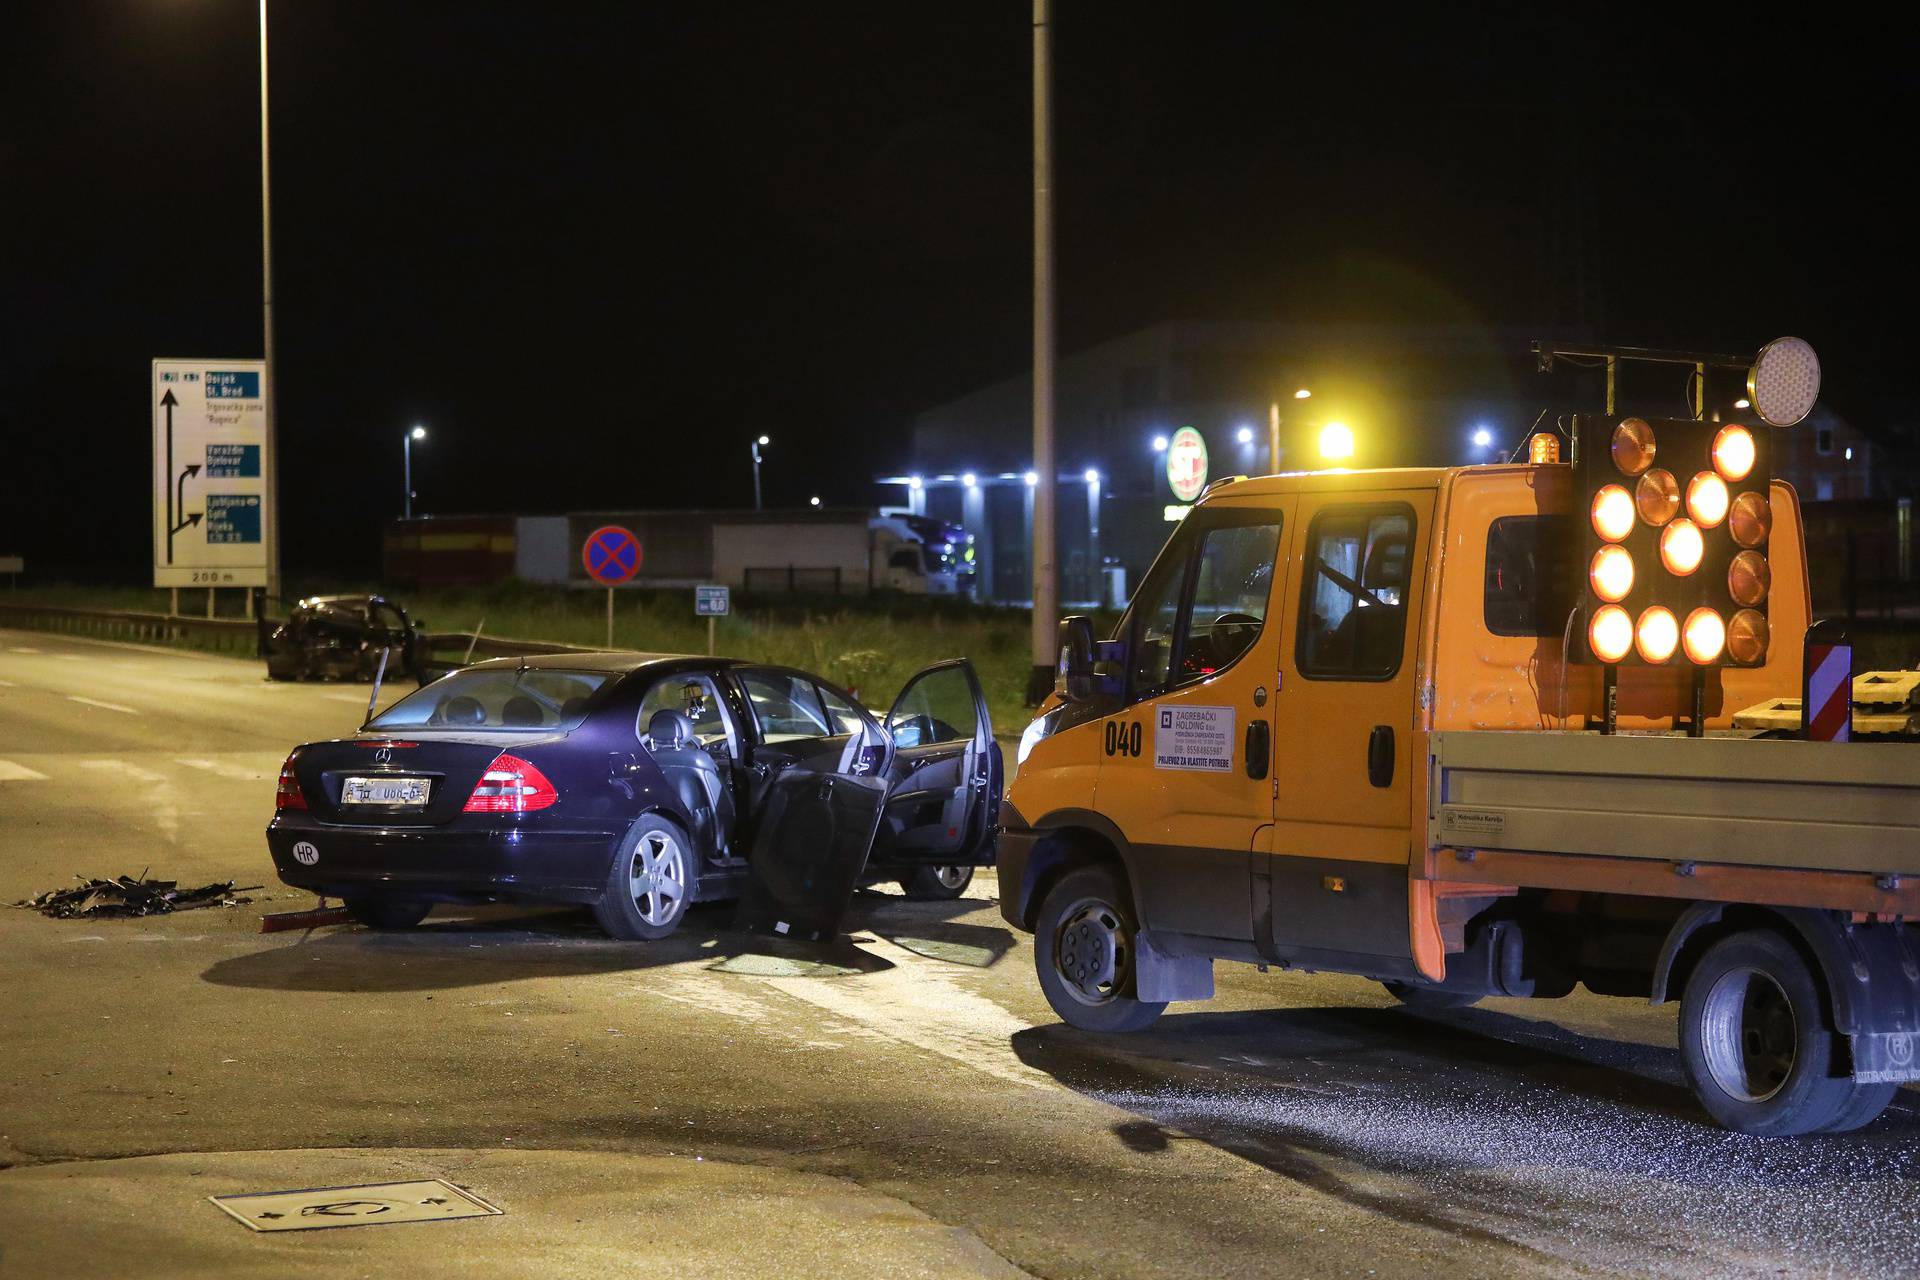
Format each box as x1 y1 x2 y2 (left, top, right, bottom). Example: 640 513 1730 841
340 776 432 807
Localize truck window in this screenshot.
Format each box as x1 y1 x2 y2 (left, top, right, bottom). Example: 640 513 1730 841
1128 515 1283 696
1484 515 1576 637
1298 505 1413 680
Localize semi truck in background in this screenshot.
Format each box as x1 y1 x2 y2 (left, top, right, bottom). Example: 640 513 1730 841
871 512 978 597
999 338 1920 1136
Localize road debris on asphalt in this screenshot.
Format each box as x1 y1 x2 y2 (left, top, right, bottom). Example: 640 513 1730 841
14 874 256 919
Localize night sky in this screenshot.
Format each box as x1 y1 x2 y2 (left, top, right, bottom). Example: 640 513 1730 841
6 2 1915 577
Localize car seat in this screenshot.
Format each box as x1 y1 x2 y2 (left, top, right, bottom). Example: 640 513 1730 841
644 709 734 857
502 695 543 727
437 694 487 726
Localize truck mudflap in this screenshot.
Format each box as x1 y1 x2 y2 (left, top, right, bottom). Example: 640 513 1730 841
1655 903 1920 1083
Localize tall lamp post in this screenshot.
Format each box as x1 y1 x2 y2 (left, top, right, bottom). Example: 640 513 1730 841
404 425 426 519
750 435 770 511
259 0 280 605
1267 387 1312 473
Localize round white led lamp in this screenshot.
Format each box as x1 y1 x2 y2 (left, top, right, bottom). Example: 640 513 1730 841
1747 337 1820 428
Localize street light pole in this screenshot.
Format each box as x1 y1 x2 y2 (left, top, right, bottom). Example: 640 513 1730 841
1027 0 1058 705
751 435 769 511
259 0 280 604
404 425 425 519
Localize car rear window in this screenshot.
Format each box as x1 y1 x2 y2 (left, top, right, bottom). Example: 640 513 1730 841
1484 516 1576 637
368 668 612 731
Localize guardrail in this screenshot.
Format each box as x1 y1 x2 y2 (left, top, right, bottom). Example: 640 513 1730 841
0 601 596 664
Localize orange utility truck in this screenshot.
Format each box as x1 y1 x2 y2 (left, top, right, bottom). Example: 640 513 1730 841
998 338 1920 1135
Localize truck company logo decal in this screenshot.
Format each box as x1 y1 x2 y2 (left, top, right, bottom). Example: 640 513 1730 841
1441 808 1507 837
1153 705 1234 773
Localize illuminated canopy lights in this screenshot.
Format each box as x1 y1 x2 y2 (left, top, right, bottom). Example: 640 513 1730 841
1713 425 1756 482
1589 605 1634 663
1611 418 1656 476
1591 484 1636 542
1660 518 1704 576
1687 471 1730 528
1635 606 1679 664
1636 469 1680 526
1747 336 1821 428
1683 608 1727 665
1728 550 1771 606
1729 491 1771 548
1590 545 1635 603
1728 609 1769 665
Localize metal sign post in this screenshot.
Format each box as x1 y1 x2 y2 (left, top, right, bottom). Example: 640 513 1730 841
695 584 730 656
582 525 643 650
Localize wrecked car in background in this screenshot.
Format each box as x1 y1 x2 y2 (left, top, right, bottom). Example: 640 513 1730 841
266 653 1002 938
259 594 430 683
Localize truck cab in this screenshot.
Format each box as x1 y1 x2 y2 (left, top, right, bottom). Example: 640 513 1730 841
999 460 1920 1135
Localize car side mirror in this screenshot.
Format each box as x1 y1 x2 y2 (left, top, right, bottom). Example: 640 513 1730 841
1056 615 1097 702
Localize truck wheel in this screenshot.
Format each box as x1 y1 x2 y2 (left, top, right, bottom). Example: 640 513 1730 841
594 815 693 941
1381 981 1481 1011
899 865 973 900
1678 929 1854 1136
344 897 432 930
1034 866 1167 1034
1813 1080 1899 1134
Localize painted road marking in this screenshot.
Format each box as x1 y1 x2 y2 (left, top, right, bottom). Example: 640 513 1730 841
78 759 167 783
8 646 43 654
176 756 265 781
0 678 16 687
0 760 50 782
322 691 375 704
67 696 139 714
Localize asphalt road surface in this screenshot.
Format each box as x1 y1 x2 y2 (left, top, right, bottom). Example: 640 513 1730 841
2 626 1917 1278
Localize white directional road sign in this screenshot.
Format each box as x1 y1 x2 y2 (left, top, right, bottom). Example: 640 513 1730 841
152 358 270 588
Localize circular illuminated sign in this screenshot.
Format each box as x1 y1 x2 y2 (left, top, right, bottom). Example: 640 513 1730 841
1165 427 1209 502
1747 336 1821 428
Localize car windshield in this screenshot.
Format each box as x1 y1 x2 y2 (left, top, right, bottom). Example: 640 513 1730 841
368 667 612 731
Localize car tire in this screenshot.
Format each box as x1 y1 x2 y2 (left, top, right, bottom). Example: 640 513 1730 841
1678 929 1856 1136
594 814 694 941
1034 865 1167 1034
899 865 974 900
344 897 432 930
1381 980 1482 1011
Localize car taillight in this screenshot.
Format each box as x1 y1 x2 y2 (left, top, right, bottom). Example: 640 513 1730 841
463 753 558 813
276 754 307 810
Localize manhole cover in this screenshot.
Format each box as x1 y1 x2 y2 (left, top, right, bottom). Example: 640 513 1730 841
210 1179 502 1232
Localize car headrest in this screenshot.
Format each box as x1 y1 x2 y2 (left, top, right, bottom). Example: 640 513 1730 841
502 695 543 727
440 694 486 726
645 709 695 751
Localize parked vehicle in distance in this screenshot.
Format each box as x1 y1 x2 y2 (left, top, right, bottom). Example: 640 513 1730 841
260 594 429 684
267 652 1002 938
871 513 978 597
1002 441 1920 1137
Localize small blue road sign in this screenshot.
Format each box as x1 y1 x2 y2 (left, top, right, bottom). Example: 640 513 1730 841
695 584 731 617
204 494 262 544
582 525 643 585
204 443 261 478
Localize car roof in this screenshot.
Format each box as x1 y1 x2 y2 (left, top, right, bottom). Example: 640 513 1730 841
463 651 737 676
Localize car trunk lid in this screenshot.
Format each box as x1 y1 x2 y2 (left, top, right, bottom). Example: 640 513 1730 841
292 732 565 826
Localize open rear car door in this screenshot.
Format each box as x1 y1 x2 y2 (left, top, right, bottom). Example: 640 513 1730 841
875 659 1001 865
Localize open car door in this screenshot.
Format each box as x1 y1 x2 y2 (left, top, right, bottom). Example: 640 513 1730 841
875 659 1002 865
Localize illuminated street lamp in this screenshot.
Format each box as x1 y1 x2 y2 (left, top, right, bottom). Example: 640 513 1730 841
1294 388 1312 400
403 424 426 518
1319 422 1355 462
751 434 770 510
1267 388 1313 472
1151 434 1169 452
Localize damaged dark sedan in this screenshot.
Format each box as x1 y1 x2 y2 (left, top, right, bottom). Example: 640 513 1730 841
259 594 429 683
266 653 1002 938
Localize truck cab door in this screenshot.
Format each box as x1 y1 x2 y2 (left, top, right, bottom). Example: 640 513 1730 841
876 659 1002 864
1091 498 1295 942
1264 489 1433 965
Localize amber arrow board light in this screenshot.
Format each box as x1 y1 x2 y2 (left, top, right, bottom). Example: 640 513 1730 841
210 1179 503 1232
151 359 270 589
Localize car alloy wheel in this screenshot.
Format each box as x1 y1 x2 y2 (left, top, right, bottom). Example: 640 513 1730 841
629 827 687 928
934 865 969 890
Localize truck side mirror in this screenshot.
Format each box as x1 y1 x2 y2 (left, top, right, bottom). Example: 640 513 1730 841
1056 615 1097 702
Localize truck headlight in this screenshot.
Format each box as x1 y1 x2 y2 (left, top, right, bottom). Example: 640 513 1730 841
1018 709 1061 765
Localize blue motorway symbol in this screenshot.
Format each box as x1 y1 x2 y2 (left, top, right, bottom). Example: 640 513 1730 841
205 494 262 544
204 443 261 478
